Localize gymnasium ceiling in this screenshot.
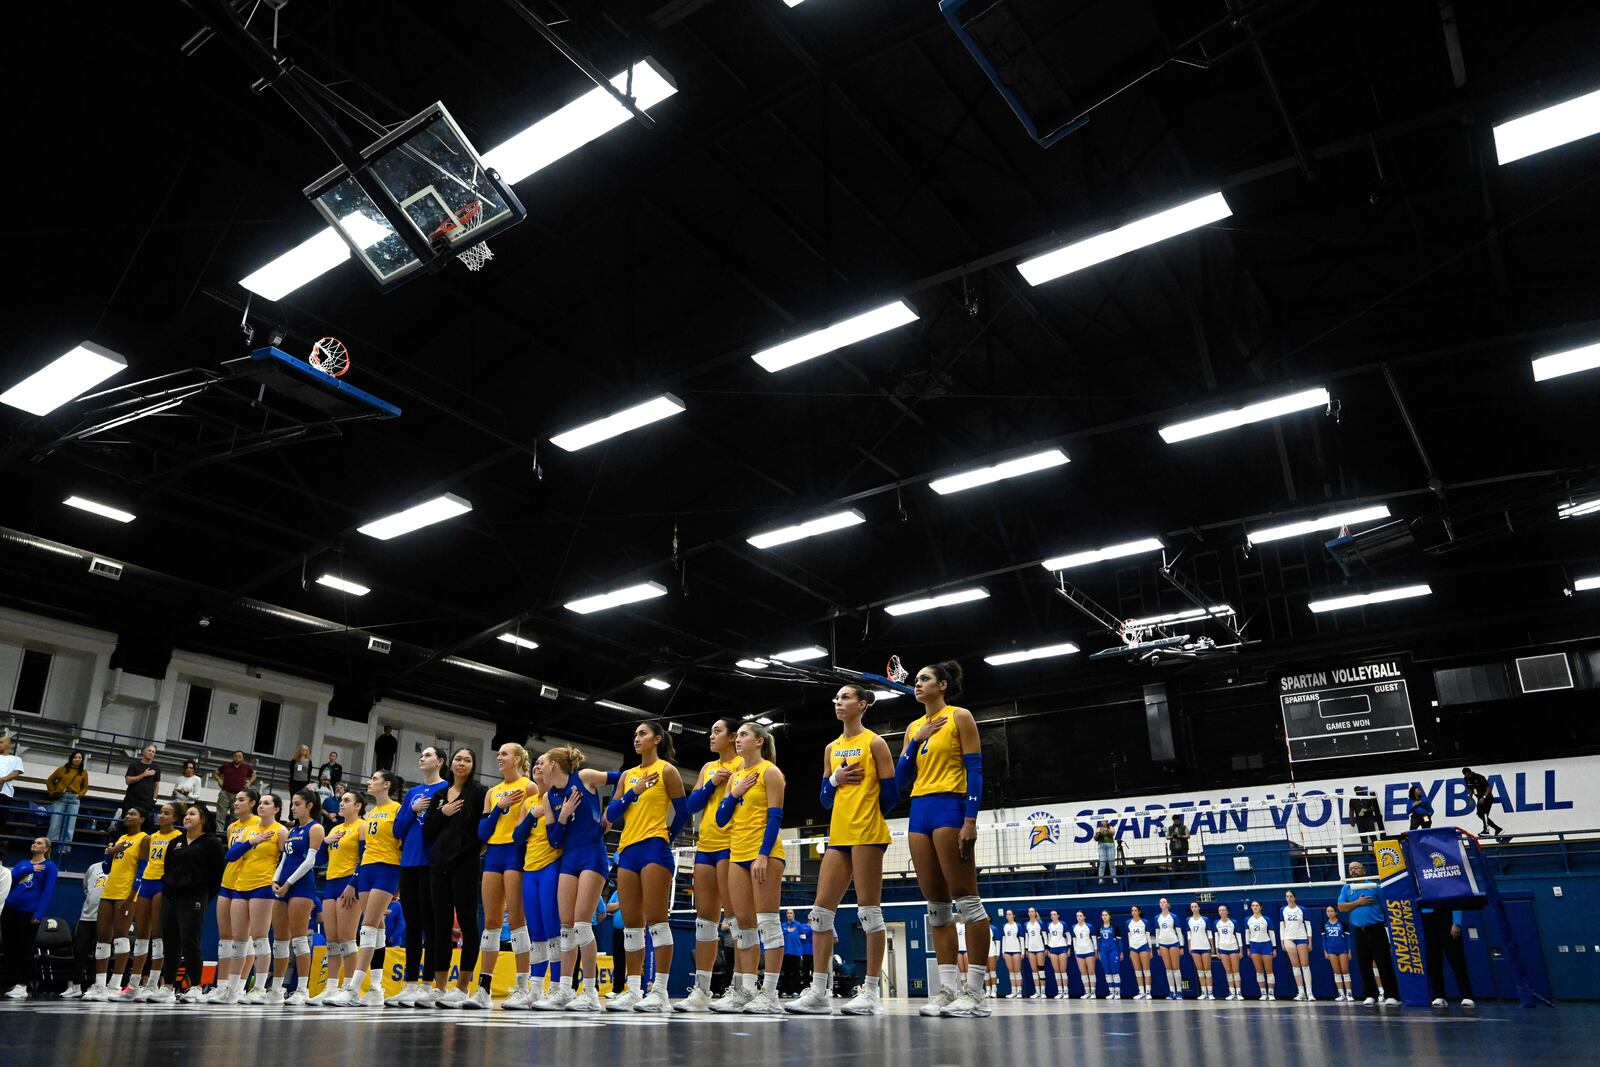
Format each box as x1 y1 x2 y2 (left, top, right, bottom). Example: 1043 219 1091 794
2 0 1598 750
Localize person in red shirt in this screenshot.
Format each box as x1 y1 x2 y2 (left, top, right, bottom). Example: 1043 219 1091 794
211 752 258 827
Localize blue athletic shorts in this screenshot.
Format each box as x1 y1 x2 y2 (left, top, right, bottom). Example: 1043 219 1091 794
1048 946 1068 956
1003 951 1022 958
1075 950 1095 960
733 856 785 870
694 848 731 867
1248 943 1274 955
827 842 890 854
236 884 276 901
618 838 673 873
1217 947 1239 957
522 864 561 941
324 875 356 901
357 862 400 896
1282 938 1305 949
280 876 319 903
482 842 522 874
558 840 608 878
908 793 964 835
217 887 236 901
138 878 164 900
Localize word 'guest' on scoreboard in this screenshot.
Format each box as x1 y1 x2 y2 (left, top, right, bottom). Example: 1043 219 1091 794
1278 656 1419 762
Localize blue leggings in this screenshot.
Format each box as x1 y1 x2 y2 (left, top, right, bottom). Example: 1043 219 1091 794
523 864 562 979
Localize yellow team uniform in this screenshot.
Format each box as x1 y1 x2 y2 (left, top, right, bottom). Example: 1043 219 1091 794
905 707 969 797
235 821 284 891
361 801 402 866
616 761 670 850
729 760 785 864
486 777 533 844
695 756 740 855
827 730 890 846
522 791 561 872
325 821 362 880
144 828 182 881
104 831 148 900
220 815 261 892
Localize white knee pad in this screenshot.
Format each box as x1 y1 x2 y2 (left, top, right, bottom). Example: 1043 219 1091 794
479 929 499 952
509 926 532 954
530 941 548 965
149 938 164 962
808 906 836 934
545 936 561 958
735 926 760 950
372 927 386 950
623 927 646 953
926 901 955 928
339 940 358 959
757 913 782 951
358 926 381 950
858 906 885 934
272 940 290 959
728 917 741 939
648 921 672 947
113 937 131 956
133 939 150 958
558 926 576 953
955 895 986 924
290 936 311 958
695 917 720 942
253 937 272 960
95 942 112 961
572 921 595 948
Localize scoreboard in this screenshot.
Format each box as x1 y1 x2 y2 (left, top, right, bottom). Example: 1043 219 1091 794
1278 656 1419 762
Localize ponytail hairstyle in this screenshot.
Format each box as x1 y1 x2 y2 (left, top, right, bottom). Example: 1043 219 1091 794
500 742 531 778
641 721 676 764
923 659 965 700
544 746 586 774
296 788 322 820
843 684 876 708
238 787 261 815
371 769 402 800
741 719 777 763
257 792 282 821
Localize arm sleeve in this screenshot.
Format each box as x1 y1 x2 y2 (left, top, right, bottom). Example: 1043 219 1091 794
545 817 568 850
477 809 499 843
894 746 918 794
278 848 316 888
684 778 716 814
512 808 533 848
392 793 418 841
668 795 690 840
225 839 251 862
760 807 783 856
604 788 637 827
818 776 836 811
605 771 623 788
877 776 899 816
715 794 739 829
962 753 983 820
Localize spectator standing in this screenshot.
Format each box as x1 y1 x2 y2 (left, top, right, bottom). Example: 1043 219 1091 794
2 837 60 998
1348 786 1385 848
374 727 399 772
1462 768 1504 837
0 734 24 856
287 745 314 794
1336 860 1399 1005
317 751 344 788
781 909 805 996
212 751 257 826
170 761 203 806
46 750 90 845
121 744 161 820
1166 814 1190 868
1407 785 1434 830
60 857 109 999
159 802 224 1002
1095 820 1119 882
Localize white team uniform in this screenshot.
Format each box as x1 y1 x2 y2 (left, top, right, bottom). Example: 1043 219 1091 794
1126 918 1150 951
1215 919 1241 952
1186 916 1211 951
1154 912 1181 946
1045 921 1067 950
1023 921 1045 953
1246 915 1273 950
1071 923 1094 955
1280 906 1308 943
1001 922 1023 954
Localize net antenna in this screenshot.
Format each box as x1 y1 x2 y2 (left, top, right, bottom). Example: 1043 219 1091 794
308 337 351 378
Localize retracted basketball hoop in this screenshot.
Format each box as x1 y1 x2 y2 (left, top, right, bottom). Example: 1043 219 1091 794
308 336 350 378
429 199 493 272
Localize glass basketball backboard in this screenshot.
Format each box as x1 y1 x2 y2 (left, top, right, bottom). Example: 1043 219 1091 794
304 103 525 289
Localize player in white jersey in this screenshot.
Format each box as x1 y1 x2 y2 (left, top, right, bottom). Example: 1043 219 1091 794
1153 897 1183 1000
1044 909 1069 1000
987 911 1001 998
1070 910 1095 999
1279 890 1312 1000
1186 902 1215 1000
1000 909 1024 997
1023 907 1047 999
956 920 968 973
1125 905 1153 1000
1246 900 1277 1000
1214 904 1243 1000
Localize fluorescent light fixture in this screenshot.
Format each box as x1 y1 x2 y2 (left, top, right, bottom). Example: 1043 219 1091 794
1494 86 1600 165
772 646 827 663
735 658 769 670
63 496 136 524
315 574 370 596
1532 341 1600 382
1559 498 1600 519
1042 537 1162 571
549 394 685 452
755 716 774 725
243 61 678 299
497 633 540 651
1158 386 1329 444
871 689 902 701
597 699 648 714
1574 575 1600 592
929 449 1069 495
884 586 990 616
1247 505 1392 546
564 580 669 615
1307 584 1432 613
2 342 127 416
747 509 866 549
1126 606 1235 627
357 493 473 540
1018 192 1232 287
643 677 671 691
985 642 1081 666
751 300 918 373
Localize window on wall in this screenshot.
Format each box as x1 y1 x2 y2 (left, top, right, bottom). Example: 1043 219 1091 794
254 699 281 756
180 684 212 743
11 649 52 714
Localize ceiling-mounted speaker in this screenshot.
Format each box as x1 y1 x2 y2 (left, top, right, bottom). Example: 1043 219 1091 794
1144 682 1175 763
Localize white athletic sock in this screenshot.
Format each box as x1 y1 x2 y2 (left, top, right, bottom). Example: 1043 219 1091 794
812 968 831 992
696 970 712 993
559 974 573 989
626 975 642 994
739 972 757 993
516 974 530 991
1266 974 1275 994
297 977 309 993
128 975 143 991
965 967 985 994
940 964 960 995
350 970 367 991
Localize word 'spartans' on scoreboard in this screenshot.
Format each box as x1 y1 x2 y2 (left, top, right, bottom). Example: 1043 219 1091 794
1278 657 1419 762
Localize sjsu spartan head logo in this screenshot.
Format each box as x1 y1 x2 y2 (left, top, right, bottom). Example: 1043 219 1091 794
1375 843 1403 871
1430 852 1447 869
1027 810 1060 849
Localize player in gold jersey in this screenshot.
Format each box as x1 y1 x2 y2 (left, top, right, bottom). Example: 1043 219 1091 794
675 717 739 1013
898 660 991 1017
786 686 898 1017
712 720 787 1014
222 791 285 1003
83 807 148 1000
473 743 534 1009
122 801 181 1000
